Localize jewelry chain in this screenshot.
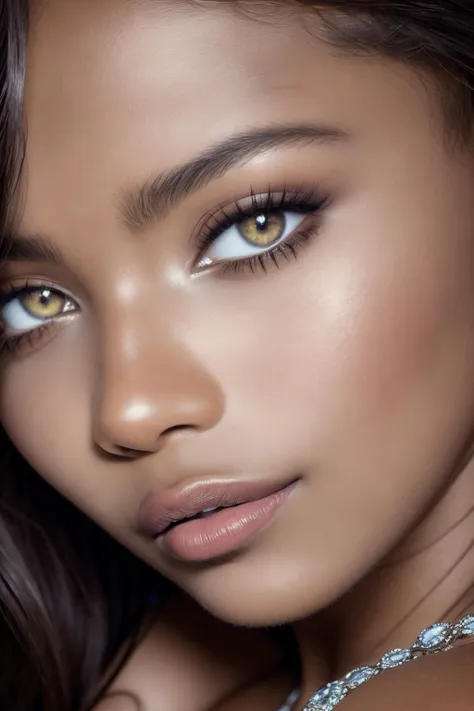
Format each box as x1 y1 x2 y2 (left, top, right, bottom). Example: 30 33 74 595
280 614 474 711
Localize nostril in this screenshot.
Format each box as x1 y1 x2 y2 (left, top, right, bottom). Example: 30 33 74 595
95 424 198 459
95 441 147 460
94 371 224 455
161 423 197 437
117 445 146 458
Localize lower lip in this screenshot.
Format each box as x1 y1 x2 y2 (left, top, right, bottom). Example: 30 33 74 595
159 482 296 563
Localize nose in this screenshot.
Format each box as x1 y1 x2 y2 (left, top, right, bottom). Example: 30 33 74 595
93 337 225 457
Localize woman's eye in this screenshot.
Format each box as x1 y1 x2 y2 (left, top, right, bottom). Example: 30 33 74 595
1 287 77 333
199 210 307 267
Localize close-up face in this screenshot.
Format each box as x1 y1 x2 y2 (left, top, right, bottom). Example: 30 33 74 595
2 0 474 627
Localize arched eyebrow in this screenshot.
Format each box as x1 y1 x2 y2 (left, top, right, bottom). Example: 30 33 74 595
0 233 63 266
0 122 348 265
120 122 348 232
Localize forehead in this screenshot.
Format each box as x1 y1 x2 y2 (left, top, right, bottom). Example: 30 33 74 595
22 0 435 236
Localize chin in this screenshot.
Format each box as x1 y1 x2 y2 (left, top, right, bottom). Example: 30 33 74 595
180 557 347 628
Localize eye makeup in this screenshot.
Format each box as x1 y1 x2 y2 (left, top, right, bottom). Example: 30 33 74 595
0 184 331 358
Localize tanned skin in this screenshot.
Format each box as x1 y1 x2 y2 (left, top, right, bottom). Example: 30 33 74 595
2 2 474 709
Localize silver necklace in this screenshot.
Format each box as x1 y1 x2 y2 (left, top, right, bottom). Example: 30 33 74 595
280 613 474 711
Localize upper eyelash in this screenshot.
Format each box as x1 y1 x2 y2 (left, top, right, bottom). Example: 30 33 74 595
0 282 37 306
195 187 329 255
0 280 71 307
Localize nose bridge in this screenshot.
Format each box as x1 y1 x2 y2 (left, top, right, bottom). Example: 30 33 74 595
93 316 225 454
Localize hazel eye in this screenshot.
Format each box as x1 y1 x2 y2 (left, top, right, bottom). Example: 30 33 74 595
238 212 286 246
23 288 69 318
198 210 306 267
1 287 77 333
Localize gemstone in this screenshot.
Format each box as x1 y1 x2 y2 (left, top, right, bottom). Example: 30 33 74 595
344 666 378 689
379 648 411 670
307 681 347 710
416 622 452 650
460 615 474 636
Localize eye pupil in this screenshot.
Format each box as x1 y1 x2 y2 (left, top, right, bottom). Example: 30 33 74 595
39 289 52 304
256 215 268 231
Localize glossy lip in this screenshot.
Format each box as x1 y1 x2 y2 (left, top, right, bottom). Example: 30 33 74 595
137 476 298 540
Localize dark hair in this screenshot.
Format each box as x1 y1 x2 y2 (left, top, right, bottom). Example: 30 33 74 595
0 1 473 710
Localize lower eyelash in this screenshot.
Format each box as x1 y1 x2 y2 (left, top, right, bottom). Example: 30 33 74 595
218 223 318 275
0 324 51 357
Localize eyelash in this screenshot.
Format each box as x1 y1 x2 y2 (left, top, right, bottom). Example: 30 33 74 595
0 187 329 357
0 324 50 357
196 187 329 274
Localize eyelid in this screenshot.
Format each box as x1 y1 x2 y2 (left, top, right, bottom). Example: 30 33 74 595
0 279 80 306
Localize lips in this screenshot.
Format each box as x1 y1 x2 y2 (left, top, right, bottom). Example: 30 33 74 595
137 477 297 540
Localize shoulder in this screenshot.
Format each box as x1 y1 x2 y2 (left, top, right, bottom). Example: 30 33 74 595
94 592 285 711
340 642 474 711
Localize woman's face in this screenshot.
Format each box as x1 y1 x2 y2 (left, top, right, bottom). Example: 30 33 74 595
2 0 474 626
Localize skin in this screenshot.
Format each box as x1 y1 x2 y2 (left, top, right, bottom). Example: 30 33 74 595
93 592 289 711
2 0 474 708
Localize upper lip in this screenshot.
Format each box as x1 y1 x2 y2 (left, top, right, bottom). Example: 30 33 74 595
136 477 295 539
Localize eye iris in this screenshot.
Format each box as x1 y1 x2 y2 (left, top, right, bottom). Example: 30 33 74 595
237 212 286 247
21 289 65 319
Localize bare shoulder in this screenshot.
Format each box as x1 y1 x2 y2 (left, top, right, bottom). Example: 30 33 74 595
340 642 474 711
94 592 284 711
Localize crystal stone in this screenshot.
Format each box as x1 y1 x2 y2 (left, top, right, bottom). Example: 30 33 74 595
460 615 474 636
416 622 452 650
379 648 411 670
307 681 347 710
344 666 378 689
300 613 474 711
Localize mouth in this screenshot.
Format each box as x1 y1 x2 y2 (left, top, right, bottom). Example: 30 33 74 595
164 504 236 531
138 477 299 563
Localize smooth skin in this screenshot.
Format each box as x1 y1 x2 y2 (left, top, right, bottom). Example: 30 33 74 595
2 1 474 709
93 593 290 711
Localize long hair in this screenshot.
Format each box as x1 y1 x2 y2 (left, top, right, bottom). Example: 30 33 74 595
0 1 473 709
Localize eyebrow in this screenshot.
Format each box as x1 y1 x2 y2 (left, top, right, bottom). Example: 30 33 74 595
0 233 64 266
0 123 348 265
121 123 348 232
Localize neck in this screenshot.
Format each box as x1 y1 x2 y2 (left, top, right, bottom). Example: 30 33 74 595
292 461 474 708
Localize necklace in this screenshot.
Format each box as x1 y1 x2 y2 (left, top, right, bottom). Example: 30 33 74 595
280 613 474 711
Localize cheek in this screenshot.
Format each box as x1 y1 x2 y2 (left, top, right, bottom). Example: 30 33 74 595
215 192 474 478
0 332 124 529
